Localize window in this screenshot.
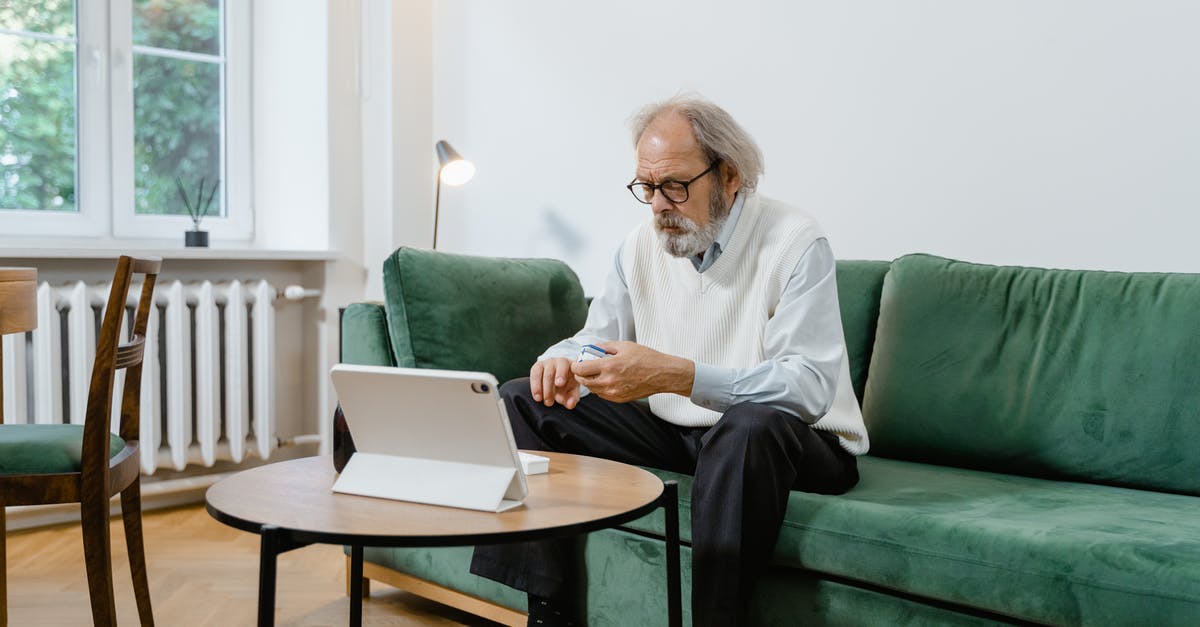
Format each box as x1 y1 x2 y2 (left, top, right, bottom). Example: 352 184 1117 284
0 0 251 240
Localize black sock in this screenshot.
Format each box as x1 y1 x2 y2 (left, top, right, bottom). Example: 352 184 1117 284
527 593 582 627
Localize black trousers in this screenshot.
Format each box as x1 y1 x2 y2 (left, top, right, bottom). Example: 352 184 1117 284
471 378 859 627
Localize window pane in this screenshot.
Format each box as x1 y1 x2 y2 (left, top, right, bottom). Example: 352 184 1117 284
0 35 77 212
134 54 221 217
0 0 75 38
133 0 219 56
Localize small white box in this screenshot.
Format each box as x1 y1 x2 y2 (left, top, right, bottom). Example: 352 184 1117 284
519 452 550 475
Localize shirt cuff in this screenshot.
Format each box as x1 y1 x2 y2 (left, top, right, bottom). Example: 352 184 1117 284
690 362 734 412
538 340 584 362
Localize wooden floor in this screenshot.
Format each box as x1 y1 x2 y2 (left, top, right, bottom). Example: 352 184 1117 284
4 504 504 626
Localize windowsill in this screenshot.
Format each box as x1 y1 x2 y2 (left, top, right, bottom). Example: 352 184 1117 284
0 241 341 262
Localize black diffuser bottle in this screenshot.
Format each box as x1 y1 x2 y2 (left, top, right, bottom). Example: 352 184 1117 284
332 403 357 472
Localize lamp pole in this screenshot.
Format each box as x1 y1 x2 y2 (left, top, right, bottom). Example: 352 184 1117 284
434 170 442 249
433 140 474 250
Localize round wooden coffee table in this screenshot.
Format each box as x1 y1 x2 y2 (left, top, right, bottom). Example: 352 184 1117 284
206 452 681 627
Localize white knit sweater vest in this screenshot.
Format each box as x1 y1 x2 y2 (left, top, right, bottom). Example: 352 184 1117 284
622 194 869 454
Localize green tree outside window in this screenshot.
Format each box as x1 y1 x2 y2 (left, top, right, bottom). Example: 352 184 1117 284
0 0 77 212
1 0 224 217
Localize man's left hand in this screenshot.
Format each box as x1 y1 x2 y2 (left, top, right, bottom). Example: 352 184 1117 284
571 341 694 403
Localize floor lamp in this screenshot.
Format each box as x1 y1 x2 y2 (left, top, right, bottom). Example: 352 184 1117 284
434 140 475 249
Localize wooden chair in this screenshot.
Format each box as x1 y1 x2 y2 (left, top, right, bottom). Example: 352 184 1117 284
0 256 161 626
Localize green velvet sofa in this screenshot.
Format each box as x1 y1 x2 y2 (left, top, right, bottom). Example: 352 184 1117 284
339 247 1200 626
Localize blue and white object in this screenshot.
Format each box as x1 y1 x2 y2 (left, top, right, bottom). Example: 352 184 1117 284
578 344 608 362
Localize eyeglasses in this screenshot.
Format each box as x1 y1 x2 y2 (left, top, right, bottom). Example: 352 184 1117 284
626 161 719 205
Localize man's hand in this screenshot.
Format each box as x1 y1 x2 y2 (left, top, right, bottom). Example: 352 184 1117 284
530 357 582 409
571 341 694 403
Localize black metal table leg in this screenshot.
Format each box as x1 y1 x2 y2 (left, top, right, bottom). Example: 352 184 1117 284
257 525 313 627
349 545 364 626
663 480 682 627
258 525 282 627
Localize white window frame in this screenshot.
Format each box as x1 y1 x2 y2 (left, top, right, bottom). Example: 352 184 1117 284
0 0 253 241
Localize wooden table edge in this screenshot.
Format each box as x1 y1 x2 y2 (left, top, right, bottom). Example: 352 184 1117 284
204 453 668 547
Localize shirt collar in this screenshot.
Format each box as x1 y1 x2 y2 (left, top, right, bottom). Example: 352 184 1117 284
691 191 746 272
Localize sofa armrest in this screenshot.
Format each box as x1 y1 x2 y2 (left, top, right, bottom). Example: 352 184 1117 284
340 302 396 367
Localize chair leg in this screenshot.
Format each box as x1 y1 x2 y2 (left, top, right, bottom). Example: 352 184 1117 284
121 480 154 626
80 489 117 627
2 505 8 627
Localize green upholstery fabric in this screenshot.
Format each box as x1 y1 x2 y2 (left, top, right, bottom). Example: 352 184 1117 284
835 260 891 402
775 456 1200 625
360 545 527 612
363 532 1003 627
619 457 1200 625
382 247 589 384
348 250 1200 624
748 566 1002 627
583 530 694 626
863 254 1200 495
340 302 396 367
0 424 126 475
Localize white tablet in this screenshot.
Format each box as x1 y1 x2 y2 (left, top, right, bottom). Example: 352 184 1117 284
329 364 529 512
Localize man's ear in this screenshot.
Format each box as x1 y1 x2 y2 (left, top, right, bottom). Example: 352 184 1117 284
721 162 742 197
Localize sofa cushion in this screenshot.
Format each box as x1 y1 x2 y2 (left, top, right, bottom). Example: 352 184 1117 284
363 529 999 626
360 545 528 612
835 260 890 403
862 253 1200 495
382 248 589 384
626 457 1200 625
779 456 1200 625
340 302 396 367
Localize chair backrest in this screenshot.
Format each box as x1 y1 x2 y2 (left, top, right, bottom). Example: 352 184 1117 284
81 256 162 474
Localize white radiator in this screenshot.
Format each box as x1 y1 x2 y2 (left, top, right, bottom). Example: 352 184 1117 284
0 280 285 475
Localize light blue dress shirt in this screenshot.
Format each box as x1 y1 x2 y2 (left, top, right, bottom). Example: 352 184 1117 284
540 193 846 423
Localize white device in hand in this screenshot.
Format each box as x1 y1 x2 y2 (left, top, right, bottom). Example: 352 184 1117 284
578 344 608 362
329 364 530 512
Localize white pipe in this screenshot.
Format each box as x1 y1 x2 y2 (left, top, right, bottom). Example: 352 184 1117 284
279 434 323 447
280 285 322 300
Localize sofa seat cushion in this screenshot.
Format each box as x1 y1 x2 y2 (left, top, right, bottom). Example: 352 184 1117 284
0 424 125 475
788 456 1200 624
628 456 1200 624
361 534 1000 627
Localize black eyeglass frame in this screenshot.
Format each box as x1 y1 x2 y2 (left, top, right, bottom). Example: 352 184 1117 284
626 161 719 205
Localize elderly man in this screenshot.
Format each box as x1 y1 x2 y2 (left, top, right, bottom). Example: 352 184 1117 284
471 95 869 627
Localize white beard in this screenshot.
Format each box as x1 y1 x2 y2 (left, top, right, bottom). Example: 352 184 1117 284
654 189 732 258
656 216 722 258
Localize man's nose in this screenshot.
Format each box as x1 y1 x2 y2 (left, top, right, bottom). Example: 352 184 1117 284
650 191 675 213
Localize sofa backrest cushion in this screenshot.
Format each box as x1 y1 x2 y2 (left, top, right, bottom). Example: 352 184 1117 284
862 253 1200 495
835 260 891 403
383 247 589 384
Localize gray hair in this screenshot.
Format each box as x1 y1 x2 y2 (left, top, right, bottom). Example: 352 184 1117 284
629 94 764 194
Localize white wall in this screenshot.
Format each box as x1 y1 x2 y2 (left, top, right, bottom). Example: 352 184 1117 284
431 1 1200 293
253 0 329 250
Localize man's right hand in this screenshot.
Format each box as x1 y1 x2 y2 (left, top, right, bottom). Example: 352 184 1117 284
530 357 582 409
